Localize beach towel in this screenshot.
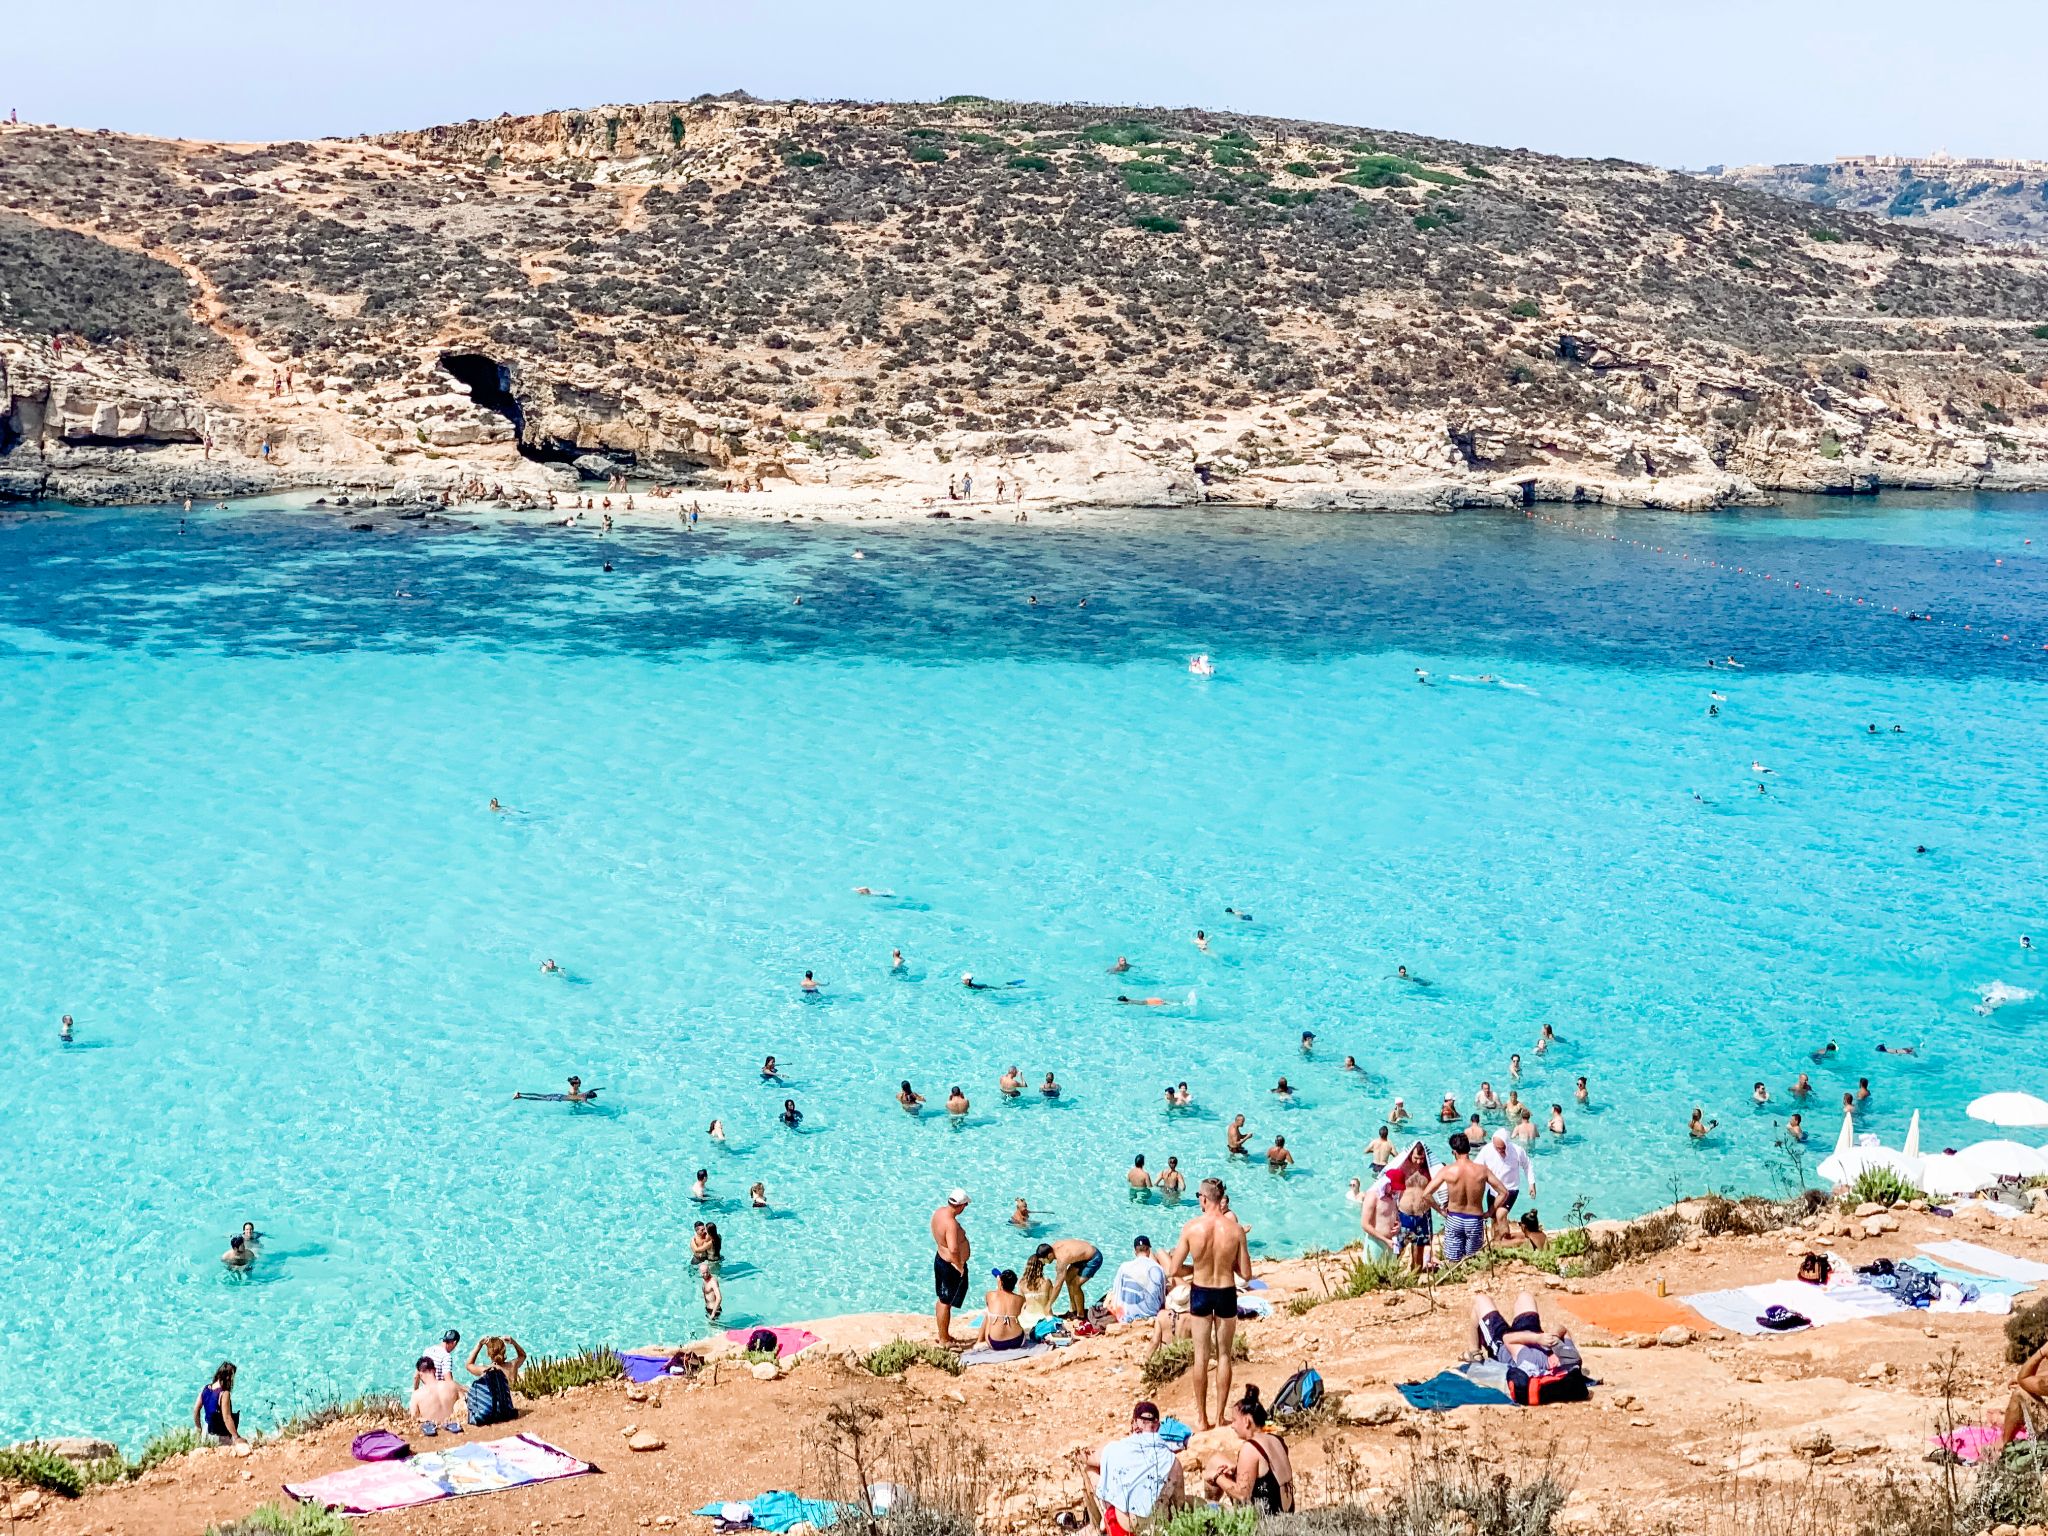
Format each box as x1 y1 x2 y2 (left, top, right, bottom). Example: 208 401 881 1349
694 1492 844 1531
1680 1280 1905 1335
725 1325 821 1360
959 1341 1053 1366
286 1433 594 1514
1554 1290 1711 1336
1937 1424 2030 1463
1906 1259 2033 1296
1397 1371 1507 1411
1917 1241 2048 1283
1677 1288 1775 1335
621 1350 675 1383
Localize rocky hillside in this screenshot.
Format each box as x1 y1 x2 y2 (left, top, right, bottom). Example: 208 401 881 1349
1710 156 2048 247
5 97 2048 511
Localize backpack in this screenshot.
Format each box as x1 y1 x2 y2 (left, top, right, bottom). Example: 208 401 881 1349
351 1429 410 1461
1270 1366 1324 1417
466 1367 516 1426
746 1328 780 1356
1507 1365 1588 1406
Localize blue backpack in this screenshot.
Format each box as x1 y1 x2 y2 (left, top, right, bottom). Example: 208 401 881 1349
1271 1366 1324 1417
466 1367 515 1426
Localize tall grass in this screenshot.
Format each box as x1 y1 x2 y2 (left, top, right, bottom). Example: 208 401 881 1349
518 1345 624 1397
862 1339 963 1377
206 1503 353 1536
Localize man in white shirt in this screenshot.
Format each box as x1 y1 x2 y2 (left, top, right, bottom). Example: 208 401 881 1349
425 1328 461 1380
1081 1400 1184 1536
1109 1236 1167 1324
1478 1131 1534 1242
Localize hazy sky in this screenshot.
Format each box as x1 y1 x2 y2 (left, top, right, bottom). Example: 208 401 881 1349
8 0 2045 168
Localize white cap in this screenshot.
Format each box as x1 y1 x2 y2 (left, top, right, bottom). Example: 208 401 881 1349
948 1188 969 1206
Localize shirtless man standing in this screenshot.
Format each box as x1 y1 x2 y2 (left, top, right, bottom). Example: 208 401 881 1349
1419 1132 1506 1265
931 1190 972 1345
1162 1178 1252 1429
1225 1115 1251 1156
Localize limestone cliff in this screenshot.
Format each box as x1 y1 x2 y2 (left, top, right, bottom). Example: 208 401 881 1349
4 98 2048 511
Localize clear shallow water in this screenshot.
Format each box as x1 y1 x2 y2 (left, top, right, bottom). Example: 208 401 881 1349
3 493 2045 1445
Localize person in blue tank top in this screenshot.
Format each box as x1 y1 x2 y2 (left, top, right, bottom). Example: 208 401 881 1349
192 1361 242 1445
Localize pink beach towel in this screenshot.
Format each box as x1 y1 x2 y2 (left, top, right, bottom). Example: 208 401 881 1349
285 1432 594 1513
725 1325 821 1359
1936 1424 2028 1464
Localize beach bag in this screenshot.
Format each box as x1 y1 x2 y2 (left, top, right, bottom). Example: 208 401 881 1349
746 1328 780 1356
466 1367 516 1426
1797 1253 1831 1285
1271 1366 1324 1417
350 1429 410 1461
1507 1365 1588 1405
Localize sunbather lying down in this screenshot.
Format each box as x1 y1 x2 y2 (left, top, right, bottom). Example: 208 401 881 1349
1471 1291 1586 1403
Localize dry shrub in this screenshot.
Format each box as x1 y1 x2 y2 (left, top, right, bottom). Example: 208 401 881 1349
803 1394 1016 1536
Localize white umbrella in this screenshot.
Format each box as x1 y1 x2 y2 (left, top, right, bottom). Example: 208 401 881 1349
1919 1154 1998 1197
1955 1139 2048 1180
1966 1092 2048 1128
1831 1108 1855 1156
1817 1145 1923 1186
1903 1110 1922 1159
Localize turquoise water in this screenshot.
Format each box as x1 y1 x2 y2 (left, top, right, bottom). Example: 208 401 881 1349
3 493 2045 1445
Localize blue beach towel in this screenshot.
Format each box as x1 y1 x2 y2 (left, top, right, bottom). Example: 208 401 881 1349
695 1492 844 1531
1397 1371 1507 1411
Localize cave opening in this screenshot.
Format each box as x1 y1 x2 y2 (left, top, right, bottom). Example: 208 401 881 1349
438 351 601 470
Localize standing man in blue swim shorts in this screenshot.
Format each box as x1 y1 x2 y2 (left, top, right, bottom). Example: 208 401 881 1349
1422 1132 1505 1265
931 1189 972 1345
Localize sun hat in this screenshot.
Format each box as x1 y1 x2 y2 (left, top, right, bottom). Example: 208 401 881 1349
947 1188 969 1206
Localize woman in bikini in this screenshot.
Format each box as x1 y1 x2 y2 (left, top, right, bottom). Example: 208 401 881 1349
1203 1386 1294 1511
977 1270 1030 1351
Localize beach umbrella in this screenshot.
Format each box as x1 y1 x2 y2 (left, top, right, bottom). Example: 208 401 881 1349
1817 1145 1923 1186
1919 1154 1998 1197
1954 1139 2048 1180
1831 1108 1855 1156
1966 1092 2048 1128
1903 1110 1922 1159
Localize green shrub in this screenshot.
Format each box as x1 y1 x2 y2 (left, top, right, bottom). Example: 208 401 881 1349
862 1339 963 1377
1810 226 1843 243
207 1503 354 1536
1083 121 1164 147
910 144 948 164
1817 430 1844 460
0 1443 84 1498
2006 1296 2048 1364
1120 165 1192 196
2033 323 2048 339
1413 213 1445 231
276 1392 405 1439
132 1425 201 1475
1971 1440 2048 1531
1130 214 1184 233
1509 298 1542 318
1007 153 1053 172
782 149 827 168
518 1346 623 1397
1162 1505 1257 1536
1208 142 1256 168
1463 163 1495 179
1282 161 1318 178
1842 1167 1920 1207
1142 1335 1249 1385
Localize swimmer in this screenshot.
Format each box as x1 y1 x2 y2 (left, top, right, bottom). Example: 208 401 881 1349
222 1234 253 1270
962 972 990 990
1392 964 1428 986
1536 1023 1556 1054
1723 656 1744 668
1108 956 1132 974
1265 1135 1293 1171
1117 995 1170 1006
1174 1082 1192 1106
1300 1031 1315 1055
1439 1093 1459 1123
1876 1043 1917 1056
708 1119 726 1141
762 1056 780 1081
1158 1155 1186 1195
1785 1113 1806 1143
853 886 896 897
1810 1040 1838 1064
1513 1106 1539 1145
1367 1126 1396 1171
1414 667 1431 685
1840 1091 1856 1115
1790 1072 1812 1097
891 948 905 971
1547 1104 1566 1135
59 1014 73 1044
539 958 560 974
1346 1177 1364 1203
1708 704 1719 716
1040 1072 1062 1099
899 1080 926 1113
691 1168 708 1201
1225 906 1253 922
1476 1081 1501 1112
1689 1107 1716 1139
1342 1055 1360 1072
1226 1114 1251 1155
747 1182 769 1209
1165 1086 1181 1111
1272 1078 1295 1099
1915 844 1929 855
1504 1089 1525 1121
1465 1113 1484 1143
801 971 819 993
489 798 504 813
1389 1096 1411 1125
1000 1066 1023 1097
1710 691 1726 702
1752 1082 1769 1105
1508 1053 1522 1079
1751 761 1772 775
699 1261 723 1322
513 1075 601 1104
1011 1198 1032 1227
780 1099 803 1128
1128 1154 1153 1191
947 1085 969 1116
240 1222 261 1252
1574 1076 1589 1105
2022 936 2033 950
1194 930 1210 953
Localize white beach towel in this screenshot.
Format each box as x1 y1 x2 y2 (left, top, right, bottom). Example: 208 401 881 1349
1681 1279 1904 1335
1679 1288 1772 1335
1918 1241 2048 1282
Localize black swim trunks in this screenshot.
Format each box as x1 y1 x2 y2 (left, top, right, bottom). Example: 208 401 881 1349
933 1254 969 1308
1189 1283 1238 1318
